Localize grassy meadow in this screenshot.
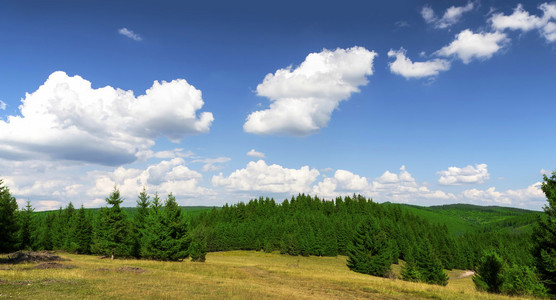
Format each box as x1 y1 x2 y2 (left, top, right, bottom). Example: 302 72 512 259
0 250 532 299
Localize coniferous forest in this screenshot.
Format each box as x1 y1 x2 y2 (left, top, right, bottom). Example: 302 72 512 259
1 171 555 297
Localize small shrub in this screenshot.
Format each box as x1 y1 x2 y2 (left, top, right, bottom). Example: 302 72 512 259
500 265 547 297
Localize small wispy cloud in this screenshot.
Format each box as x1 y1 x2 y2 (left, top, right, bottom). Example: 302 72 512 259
118 27 142 41
0 100 6 110
247 149 265 158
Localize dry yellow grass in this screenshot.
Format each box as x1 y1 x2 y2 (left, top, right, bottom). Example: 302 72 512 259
0 251 532 299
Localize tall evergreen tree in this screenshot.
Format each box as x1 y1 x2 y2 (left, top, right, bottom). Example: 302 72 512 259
415 242 449 286
70 205 93 254
346 218 393 277
0 179 19 253
62 202 76 251
131 187 150 258
532 170 556 295
473 251 505 293
141 193 189 260
96 187 131 259
401 248 421 282
141 192 165 259
18 200 35 250
161 193 190 260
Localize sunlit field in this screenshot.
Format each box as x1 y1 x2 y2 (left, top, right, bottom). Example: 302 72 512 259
0 251 531 299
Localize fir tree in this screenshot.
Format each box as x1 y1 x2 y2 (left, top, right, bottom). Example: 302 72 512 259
131 187 150 258
18 200 35 250
532 170 556 294
473 251 504 293
70 205 93 254
0 179 19 253
189 239 206 262
401 248 421 282
161 193 190 260
97 187 131 259
415 242 449 286
141 192 166 259
346 218 393 277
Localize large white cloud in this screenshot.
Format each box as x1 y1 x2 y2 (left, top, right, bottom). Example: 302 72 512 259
387 48 451 79
313 169 370 197
86 157 212 204
459 183 544 206
490 3 556 42
0 71 213 165
438 163 490 185
212 160 320 194
436 29 509 63
243 47 376 136
421 2 475 29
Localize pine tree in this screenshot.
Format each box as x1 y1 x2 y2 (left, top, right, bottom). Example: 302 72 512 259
189 239 206 262
415 241 449 286
473 251 504 293
97 187 131 259
160 193 190 260
18 200 35 250
62 202 76 251
141 192 165 259
0 179 19 253
131 187 150 258
70 205 93 254
401 248 421 282
532 170 556 294
346 218 393 277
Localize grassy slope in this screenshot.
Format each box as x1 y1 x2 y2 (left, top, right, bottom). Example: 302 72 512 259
386 203 542 236
0 251 531 300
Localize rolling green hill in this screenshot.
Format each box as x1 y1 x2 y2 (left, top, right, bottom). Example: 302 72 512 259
384 203 542 236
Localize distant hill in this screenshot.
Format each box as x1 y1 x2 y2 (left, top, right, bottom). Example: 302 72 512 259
384 203 542 236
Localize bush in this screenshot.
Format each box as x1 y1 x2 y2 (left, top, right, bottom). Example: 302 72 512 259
189 240 206 262
501 265 547 297
473 252 504 293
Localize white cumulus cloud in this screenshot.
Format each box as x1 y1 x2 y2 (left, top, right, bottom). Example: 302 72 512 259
490 3 556 42
247 149 265 158
0 71 213 165
118 28 142 41
212 160 320 194
436 29 509 63
388 48 451 79
243 46 377 136
421 2 475 29
438 163 490 185
87 157 212 202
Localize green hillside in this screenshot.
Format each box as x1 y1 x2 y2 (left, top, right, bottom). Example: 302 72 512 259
385 203 542 236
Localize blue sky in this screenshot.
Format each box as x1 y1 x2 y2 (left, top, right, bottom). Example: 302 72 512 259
0 0 554 210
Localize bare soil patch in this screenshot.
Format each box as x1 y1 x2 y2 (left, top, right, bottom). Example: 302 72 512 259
31 262 76 270
116 266 147 273
0 251 68 264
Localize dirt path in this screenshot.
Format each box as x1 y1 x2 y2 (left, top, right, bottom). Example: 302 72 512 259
456 270 475 279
